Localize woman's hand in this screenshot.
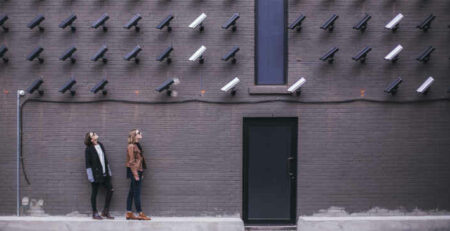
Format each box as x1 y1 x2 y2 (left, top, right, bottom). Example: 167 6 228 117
134 176 140 181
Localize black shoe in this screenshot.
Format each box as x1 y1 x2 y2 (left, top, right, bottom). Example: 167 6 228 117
101 209 115 219
93 212 103 220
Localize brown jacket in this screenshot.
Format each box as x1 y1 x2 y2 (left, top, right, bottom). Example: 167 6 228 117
126 143 146 179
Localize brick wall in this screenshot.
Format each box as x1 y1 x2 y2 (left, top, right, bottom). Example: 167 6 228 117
0 0 449 216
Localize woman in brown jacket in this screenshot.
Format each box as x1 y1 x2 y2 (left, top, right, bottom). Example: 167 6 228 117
125 129 151 220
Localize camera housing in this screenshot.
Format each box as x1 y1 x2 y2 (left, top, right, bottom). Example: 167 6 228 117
27 14 45 32
287 77 306 96
0 14 9 32
91 79 108 95
60 46 77 64
59 79 77 96
27 46 44 63
124 14 142 32
59 14 77 32
156 46 173 64
91 13 109 32
353 14 371 32
91 45 108 63
189 13 207 32
27 79 44 95
222 13 240 32
124 45 142 64
156 78 180 96
384 77 403 95
156 15 174 32
416 46 435 63
221 77 240 96
385 13 404 32
384 45 403 62
0 45 8 63
289 14 306 32
222 46 240 64
320 47 339 63
320 14 338 32
417 14 435 32
352 46 372 63
416 77 434 95
189 45 207 64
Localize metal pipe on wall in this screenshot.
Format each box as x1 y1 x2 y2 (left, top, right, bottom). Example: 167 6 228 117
16 90 25 216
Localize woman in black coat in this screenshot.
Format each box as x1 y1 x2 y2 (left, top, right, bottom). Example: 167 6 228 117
85 132 114 219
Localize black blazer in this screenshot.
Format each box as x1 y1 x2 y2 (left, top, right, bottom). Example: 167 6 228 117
85 142 112 183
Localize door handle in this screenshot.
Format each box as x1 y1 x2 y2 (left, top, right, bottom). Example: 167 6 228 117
287 157 295 179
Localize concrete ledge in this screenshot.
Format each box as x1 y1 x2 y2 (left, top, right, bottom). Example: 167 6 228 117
0 216 244 231
298 216 450 231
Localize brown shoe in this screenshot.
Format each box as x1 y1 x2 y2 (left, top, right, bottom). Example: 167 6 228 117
93 212 103 220
137 212 151 220
126 211 138 220
101 209 115 219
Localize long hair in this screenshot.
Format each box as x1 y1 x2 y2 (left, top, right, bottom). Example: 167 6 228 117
84 132 94 146
128 129 140 144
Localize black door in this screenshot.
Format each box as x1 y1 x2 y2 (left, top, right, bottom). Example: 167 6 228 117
243 117 297 225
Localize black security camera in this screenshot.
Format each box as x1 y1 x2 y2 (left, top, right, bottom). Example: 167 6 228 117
156 78 180 96
59 79 77 96
417 14 435 32
91 13 109 32
0 45 8 63
91 45 108 63
91 79 108 95
0 15 9 32
60 46 77 64
352 46 372 63
27 79 44 95
384 77 403 95
156 46 173 64
222 46 240 64
222 13 239 32
320 14 338 32
124 14 142 32
27 46 44 63
289 14 306 32
416 46 435 63
353 14 371 32
59 14 77 32
320 47 339 63
27 14 45 31
124 45 142 64
156 15 174 32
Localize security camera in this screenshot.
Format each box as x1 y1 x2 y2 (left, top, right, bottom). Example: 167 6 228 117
155 78 180 96
60 46 77 64
27 46 44 63
353 14 371 32
91 13 109 32
384 77 403 95
352 46 372 63
0 45 8 63
222 13 240 32
287 77 306 96
156 15 174 32
189 13 207 32
189 45 207 64
156 46 173 64
59 14 77 32
26 79 44 95
59 79 77 96
0 14 9 32
91 45 108 63
417 14 435 32
91 79 108 95
384 44 403 62
320 14 338 32
222 46 240 64
385 13 403 32
416 46 435 63
416 76 434 95
124 14 142 32
320 47 339 63
124 45 142 64
289 14 306 32
27 14 45 31
221 77 240 95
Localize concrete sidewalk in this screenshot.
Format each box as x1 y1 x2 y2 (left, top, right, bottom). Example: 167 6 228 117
0 216 245 231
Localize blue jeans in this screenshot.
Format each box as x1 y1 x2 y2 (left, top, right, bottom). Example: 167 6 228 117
127 170 143 212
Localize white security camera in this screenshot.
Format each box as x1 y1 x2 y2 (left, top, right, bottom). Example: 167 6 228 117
189 45 207 63
221 77 240 95
384 44 403 62
416 76 434 95
189 13 207 31
385 13 404 31
287 77 306 95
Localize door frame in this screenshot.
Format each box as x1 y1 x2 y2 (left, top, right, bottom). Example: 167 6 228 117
242 117 298 225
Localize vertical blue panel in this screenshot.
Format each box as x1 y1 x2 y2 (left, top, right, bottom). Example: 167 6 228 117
256 0 286 85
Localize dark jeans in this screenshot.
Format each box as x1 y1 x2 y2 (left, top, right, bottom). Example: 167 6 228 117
91 176 114 212
127 170 143 212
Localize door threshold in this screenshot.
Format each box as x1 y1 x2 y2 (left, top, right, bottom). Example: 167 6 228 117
245 225 297 230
